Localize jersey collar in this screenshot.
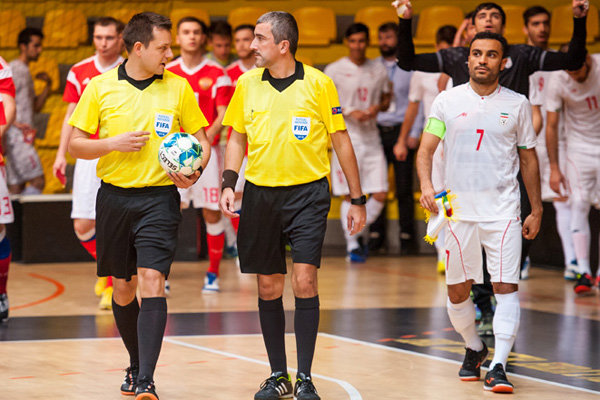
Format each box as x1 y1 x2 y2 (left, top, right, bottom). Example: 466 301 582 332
118 60 163 91
261 61 304 92
94 55 124 74
467 81 502 100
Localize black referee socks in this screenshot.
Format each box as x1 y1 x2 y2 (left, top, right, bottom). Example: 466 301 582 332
295 295 320 377
137 297 167 383
259 296 288 375
112 297 140 368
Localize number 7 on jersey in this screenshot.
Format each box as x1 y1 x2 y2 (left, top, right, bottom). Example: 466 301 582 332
476 129 484 151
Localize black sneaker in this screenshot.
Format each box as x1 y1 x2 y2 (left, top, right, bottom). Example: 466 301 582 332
0 293 8 322
574 273 594 295
135 380 159 400
484 363 514 393
120 365 138 396
254 372 293 400
459 341 489 381
294 372 321 400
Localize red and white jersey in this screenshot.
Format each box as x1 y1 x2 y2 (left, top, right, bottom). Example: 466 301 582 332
226 59 255 86
0 97 5 126
429 83 536 221
167 57 233 145
0 57 15 98
408 71 452 118
529 70 566 148
545 54 600 151
324 57 390 145
64 55 123 139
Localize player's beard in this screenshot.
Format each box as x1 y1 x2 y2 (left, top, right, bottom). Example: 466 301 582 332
379 45 396 58
470 66 500 85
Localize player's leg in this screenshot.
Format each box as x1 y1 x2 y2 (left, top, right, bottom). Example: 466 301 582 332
445 220 488 381
10 136 45 195
285 177 329 400
203 208 224 292
553 199 578 280
481 219 522 393
360 139 388 236
0 164 15 322
112 276 139 396
394 148 417 255
238 181 293 400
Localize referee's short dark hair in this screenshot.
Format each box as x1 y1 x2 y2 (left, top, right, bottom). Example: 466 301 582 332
177 16 208 35
469 31 508 58
523 6 550 26
257 11 298 55
17 27 43 47
345 23 369 42
473 2 506 26
94 17 125 34
123 12 172 53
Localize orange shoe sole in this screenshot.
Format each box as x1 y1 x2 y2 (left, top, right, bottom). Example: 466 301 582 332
135 394 158 400
460 376 480 381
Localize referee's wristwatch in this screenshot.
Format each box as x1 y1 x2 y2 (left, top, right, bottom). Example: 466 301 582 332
350 195 367 205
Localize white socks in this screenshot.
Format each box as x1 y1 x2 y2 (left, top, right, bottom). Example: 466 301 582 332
490 292 520 369
206 218 225 236
553 200 576 268
365 197 385 226
571 200 591 275
446 297 483 351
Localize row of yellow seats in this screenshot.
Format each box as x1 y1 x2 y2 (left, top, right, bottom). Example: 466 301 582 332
1 4 598 49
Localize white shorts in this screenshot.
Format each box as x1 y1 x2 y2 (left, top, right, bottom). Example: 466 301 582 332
445 219 522 285
537 141 567 201
180 144 223 210
4 126 44 186
0 166 14 224
235 156 247 193
331 142 388 196
71 158 100 220
565 147 600 204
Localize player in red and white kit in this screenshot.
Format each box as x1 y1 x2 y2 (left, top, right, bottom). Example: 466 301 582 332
223 24 256 260
167 16 233 292
0 57 16 322
324 23 391 262
546 53 600 294
52 17 124 309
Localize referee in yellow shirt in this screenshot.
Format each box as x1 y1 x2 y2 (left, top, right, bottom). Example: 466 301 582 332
68 13 210 400
220 12 366 400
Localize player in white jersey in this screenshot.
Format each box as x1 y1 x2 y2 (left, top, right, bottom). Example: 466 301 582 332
52 17 124 310
395 25 455 274
417 32 542 393
523 6 578 281
546 53 600 294
324 23 391 262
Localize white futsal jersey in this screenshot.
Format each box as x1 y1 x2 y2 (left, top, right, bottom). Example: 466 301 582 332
323 57 390 144
428 83 537 221
545 54 600 152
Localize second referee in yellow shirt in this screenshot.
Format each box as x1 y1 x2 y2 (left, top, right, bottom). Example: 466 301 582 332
220 11 366 400
68 13 210 400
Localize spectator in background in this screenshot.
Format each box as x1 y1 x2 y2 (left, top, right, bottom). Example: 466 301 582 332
394 25 456 273
371 22 424 255
6 27 50 194
206 21 236 67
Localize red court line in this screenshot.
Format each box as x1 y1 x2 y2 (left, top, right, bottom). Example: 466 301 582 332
9 273 65 311
10 376 35 379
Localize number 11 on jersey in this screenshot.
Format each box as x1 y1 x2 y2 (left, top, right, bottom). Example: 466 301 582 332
476 129 484 151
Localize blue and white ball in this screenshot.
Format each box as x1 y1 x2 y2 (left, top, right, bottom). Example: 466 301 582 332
158 132 203 176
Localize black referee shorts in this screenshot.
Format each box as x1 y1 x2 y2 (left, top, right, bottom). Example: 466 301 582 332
96 182 181 281
238 177 330 275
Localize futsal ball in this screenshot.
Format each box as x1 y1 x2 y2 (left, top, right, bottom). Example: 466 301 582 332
158 132 203 176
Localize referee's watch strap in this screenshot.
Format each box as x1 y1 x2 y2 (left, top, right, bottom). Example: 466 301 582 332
350 195 367 205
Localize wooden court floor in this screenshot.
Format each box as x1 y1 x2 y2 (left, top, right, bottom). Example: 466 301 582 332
1 256 599 399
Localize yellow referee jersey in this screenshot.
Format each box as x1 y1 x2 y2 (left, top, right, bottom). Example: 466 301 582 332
69 62 208 188
223 62 346 187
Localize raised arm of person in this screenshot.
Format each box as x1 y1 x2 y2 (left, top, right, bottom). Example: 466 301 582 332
52 102 77 178
518 147 543 240
331 130 366 235
393 0 443 72
541 0 588 71
220 129 246 217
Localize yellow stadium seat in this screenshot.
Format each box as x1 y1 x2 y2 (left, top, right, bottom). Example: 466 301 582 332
354 6 398 45
228 7 267 29
503 5 526 44
35 148 65 194
108 9 142 24
293 7 336 46
413 6 464 46
36 105 67 148
549 4 598 44
0 10 26 49
29 56 60 94
43 9 88 48
170 8 210 43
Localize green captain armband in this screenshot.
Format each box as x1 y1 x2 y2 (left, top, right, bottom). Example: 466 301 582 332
425 117 446 139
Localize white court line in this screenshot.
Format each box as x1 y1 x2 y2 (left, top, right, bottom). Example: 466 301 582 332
164 336 363 400
319 332 600 396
